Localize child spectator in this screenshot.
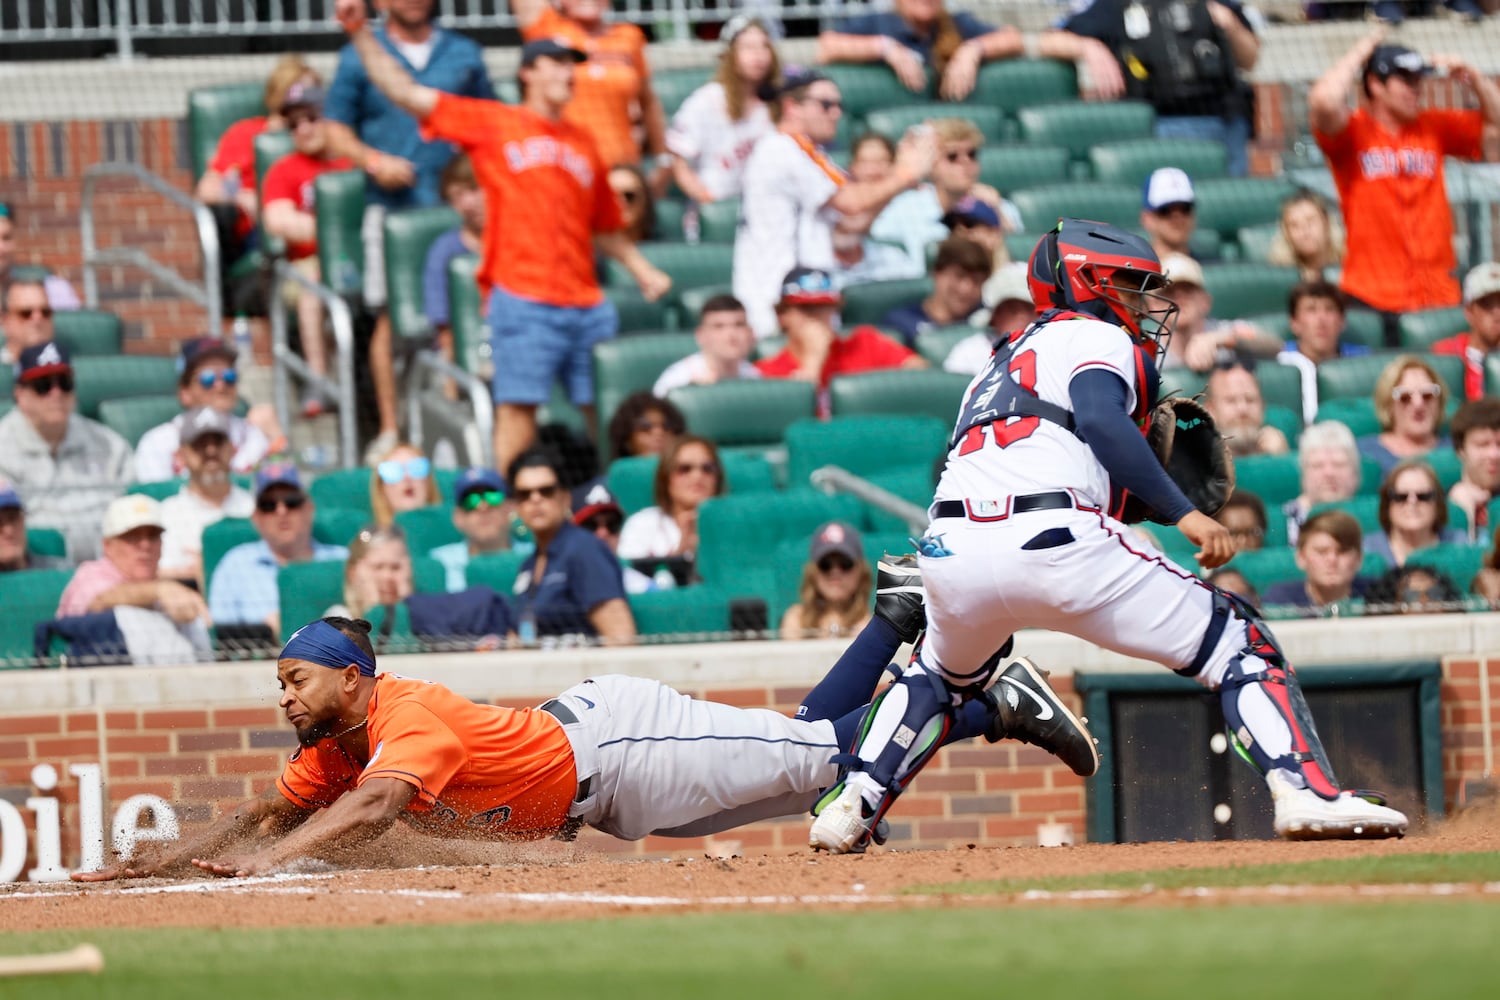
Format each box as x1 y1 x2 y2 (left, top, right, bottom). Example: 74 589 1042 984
1262 509 1372 617
422 154 485 351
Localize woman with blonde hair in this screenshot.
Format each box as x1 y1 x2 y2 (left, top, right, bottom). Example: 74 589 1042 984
369 442 442 527
1267 190 1345 283
334 525 414 619
1359 356 1451 476
780 521 873 639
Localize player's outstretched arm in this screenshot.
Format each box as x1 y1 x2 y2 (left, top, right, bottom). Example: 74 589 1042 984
333 0 439 119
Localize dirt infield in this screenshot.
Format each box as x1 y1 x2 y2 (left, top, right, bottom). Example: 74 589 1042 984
5 801 1498 931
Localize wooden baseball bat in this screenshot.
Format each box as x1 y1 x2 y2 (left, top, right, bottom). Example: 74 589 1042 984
0 944 104 978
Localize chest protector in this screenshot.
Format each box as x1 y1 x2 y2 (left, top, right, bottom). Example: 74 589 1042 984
1115 0 1244 119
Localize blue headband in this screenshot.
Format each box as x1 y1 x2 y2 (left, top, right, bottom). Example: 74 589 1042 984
279 620 377 677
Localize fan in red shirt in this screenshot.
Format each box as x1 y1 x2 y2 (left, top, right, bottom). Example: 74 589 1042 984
755 267 926 416
1434 262 1500 402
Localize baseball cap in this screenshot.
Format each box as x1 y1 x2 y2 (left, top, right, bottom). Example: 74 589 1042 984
778 267 842 307
176 406 232 445
178 337 237 382
1365 45 1432 81
454 467 507 507
572 482 624 526
989 262 1032 307
941 196 1002 231
808 520 863 565
254 461 304 500
101 494 165 539
774 66 830 97
1143 167 1196 212
1161 253 1206 289
280 80 326 112
15 341 72 383
0 483 21 512
1463 262 1500 305
520 37 587 66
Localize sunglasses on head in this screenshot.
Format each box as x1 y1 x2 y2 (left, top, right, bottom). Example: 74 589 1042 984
513 483 561 502
583 514 623 535
1392 384 1441 404
817 554 854 574
196 368 238 389
10 306 53 320
377 456 431 485
460 489 505 511
673 460 719 477
24 373 73 395
1389 489 1437 504
256 492 307 514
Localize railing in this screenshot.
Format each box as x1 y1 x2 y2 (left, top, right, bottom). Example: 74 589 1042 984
406 349 497 468
79 161 223 336
810 465 928 536
269 259 360 468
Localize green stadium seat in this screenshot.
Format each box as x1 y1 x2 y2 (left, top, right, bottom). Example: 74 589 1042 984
1010 184 1140 233
1016 101 1155 163
71 355 180 420
1234 222 1280 263
1340 311 1388 351
309 468 374 517
1230 544 1388 594
1193 177 1299 240
445 254 485 372
785 415 947 487
0 568 74 667
314 170 369 297
1406 543 1487 591
821 63 924 120
1310 495 1382 535
604 242 734 297
97 395 183 449
607 451 777 515
1314 354 1464 404
412 555 446 594
127 478 187 501
384 206 460 342
696 489 866 605
187 82 263 180
466 551 528 595
1087 138 1228 188
828 369 971 423
862 463 938 533
978 145 1072 196
1235 452 1301 507
1399 306 1467 351
202 517 260 600
666 380 817 448
252 131 295 259
628 584 736 638
278 561 344 642
592 332 697 438
1158 368 1208 399
1425 448 1464 491
1263 405 1301 446
1200 264 1301 321
395 505 462 555
652 67 710 117
52 309 123 357
1256 362 1304 427
26 527 67 559
914 324 976 367
840 278 931 327
653 199 687 243
608 285 677 334
697 199 740 244
1005 231 1044 262
865 104 1006 143
965 58 1077 118
1315 397 1380 437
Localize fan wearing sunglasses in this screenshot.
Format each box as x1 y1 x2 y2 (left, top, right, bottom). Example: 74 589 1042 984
1365 459 1466 570
1359 356 1452 477
369 443 442 527
780 520 872 640
135 337 279 483
0 340 132 561
617 435 726 566
430 467 516 593
1 279 60 365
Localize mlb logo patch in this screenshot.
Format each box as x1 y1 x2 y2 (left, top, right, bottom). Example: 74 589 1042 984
972 500 1002 518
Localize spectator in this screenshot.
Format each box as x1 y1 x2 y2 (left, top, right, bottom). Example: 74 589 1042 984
1 279 59 366
944 263 1032 375
871 118 1014 270
733 68 937 336
158 408 256 586
0 483 65 572
335 10 673 477
667 15 779 208
334 524 414 619
1435 261 1500 403
430 467 512 592
1203 360 1289 457
1206 567 1259 607
1158 254 1281 372
1139 169 1203 262
1216 491 1269 554
260 81 356 417
1366 564 1463 615
1262 509 1372 616
370 442 442 527
606 392 686 463
1041 3 1260 176
507 447 635 643
816 0 1023 101
1448 398 1500 542
1365 459 1466 569
135 337 277 483
943 196 1011 294
779 520 873 639
1282 420 1362 546
1471 526 1500 607
0 342 131 560
421 154 485 352
608 165 657 243
326 0 497 461
882 235 992 346
0 203 80 315
1310 37 1500 343
618 434 725 563
208 463 346 636
831 134 927 287
1275 279 1370 425
1266 190 1344 282
1359 355 1450 476
572 483 655 594
653 295 761 397
755 268 926 416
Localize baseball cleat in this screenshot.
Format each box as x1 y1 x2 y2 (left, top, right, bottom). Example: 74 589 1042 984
984 657 1100 778
809 783 874 855
874 553 926 643
1267 771 1409 840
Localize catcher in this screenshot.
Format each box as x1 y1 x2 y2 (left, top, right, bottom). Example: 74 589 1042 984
810 218 1409 853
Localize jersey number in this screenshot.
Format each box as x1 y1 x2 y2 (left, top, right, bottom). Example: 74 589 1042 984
957 350 1039 454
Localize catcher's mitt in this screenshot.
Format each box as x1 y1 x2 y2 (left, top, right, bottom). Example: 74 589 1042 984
1120 396 1235 525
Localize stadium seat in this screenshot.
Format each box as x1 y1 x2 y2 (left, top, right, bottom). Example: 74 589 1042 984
1424 447 1464 491
914 324 976 367
666 380 817 449
1193 177 1299 240
1310 495 1382 535
654 199 687 243
828 369 972 423
314 170 369 297
607 451 777 515
1340 311 1388 351
840 277 932 328
1263 405 1301 447
52 309 123 357
965 58 1078 119
1235 452 1301 507
252 131 295 258
862 463 939 533
652 67 710 118
821 63 923 120
384 206 460 342
465 551 527 595
696 489 865 604
865 104 1006 143
1199 264 1301 321
1314 397 1380 438
1158 368 1208 399
395 505 463 555
1256 363 1304 427
697 199 740 244
26 527 67 559
605 242 734 298
608 285 678 334
1087 138 1228 188
97 395 182 448
443 254 485 373
127 478 186 501
278 561 344 642
1234 222 1280 263
1316 354 1465 404
1010 184 1140 233
592 332 697 438
1398 306 1467 351
785 415 948 487
1406 543 1487 592
978 145 1072 196
187 82 263 180
1015 101 1155 164
0 568 73 668
309 468 375 517
202 517 260 599
71 356 180 420
628 584 737 638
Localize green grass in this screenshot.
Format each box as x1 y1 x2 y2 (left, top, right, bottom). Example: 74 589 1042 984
4 903 1500 1000
908 850 1500 896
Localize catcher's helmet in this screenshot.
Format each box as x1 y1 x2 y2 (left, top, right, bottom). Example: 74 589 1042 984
1027 218 1179 357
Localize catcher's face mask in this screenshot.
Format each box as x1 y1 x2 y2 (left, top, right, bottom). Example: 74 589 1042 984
1085 266 1179 360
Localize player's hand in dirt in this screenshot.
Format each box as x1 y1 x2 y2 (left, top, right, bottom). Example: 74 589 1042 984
333 0 368 32
192 854 266 878
70 862 157 882
1176 509 1235 569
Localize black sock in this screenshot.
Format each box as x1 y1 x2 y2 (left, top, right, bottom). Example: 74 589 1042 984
797 616 903 722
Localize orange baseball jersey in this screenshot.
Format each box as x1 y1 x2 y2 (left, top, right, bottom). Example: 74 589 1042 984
276 674 577 838
1316 108 1483 313
524 7 650 169
420 92 622 308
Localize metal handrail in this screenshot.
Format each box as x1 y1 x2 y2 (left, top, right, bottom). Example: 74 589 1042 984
406 349 496 469
810 465 928 536
79 162 223 334
269 260 359 468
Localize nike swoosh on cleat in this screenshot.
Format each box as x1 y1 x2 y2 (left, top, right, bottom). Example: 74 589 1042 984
999 676 1055 721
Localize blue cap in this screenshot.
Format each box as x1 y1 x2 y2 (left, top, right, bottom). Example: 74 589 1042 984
0 484 21 511
941 196 1001 230
454 467 506 506
254 461 303 499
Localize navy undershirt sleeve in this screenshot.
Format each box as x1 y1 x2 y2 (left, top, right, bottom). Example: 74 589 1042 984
1069 368 1196 524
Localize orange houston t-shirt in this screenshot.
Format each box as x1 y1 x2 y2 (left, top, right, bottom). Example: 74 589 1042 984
523 6 650 168
1315 107 1483 313
421 92 622 308
276 674 577 839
